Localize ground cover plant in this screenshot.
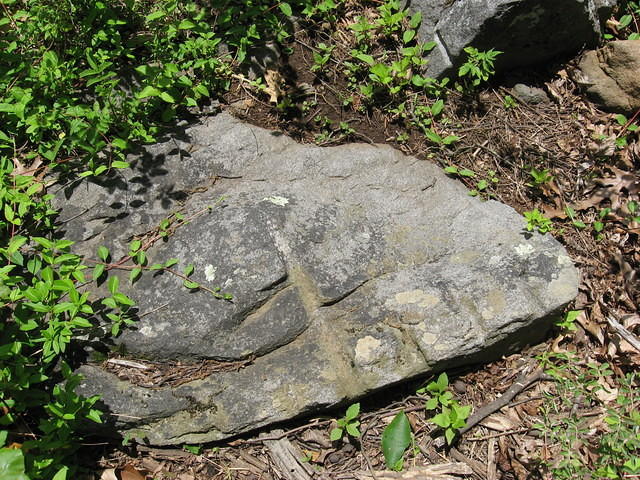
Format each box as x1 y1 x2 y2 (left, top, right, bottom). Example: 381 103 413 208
0 0 316 478
1 0 639 479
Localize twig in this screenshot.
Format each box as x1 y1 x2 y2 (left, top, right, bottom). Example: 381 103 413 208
449 448 486 478
106 358 149 370
457 367 551 436
466 427 532 441
138 302 170 319
607 316 640 353
242 419 332 444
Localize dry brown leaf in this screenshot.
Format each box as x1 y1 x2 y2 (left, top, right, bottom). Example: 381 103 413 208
578 309 605 345
10 157 47 193
120 464 146 480
481 413 516 432
99 470 118 480
11 156 43 177
300 428 332 448
140 458 163 474
264 69 285 104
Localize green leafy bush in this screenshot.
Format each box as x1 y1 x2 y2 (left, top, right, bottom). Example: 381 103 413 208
0 0 328 477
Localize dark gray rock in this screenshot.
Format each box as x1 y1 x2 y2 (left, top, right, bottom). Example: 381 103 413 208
404 0 617 78
56 113 579 445
574 40 640 114
512 83 550 104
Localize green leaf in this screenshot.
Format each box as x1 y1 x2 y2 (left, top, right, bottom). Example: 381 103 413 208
381 411 412 471
129 240 141 253
108 275 119 295
345 403 360 421
97 246 110 261
4 204 15 223
425 397 439 410
0 448 30 480
137 86 162 99
329 427 343 442
113 292 135 305
444 428 455 445
160 91 176 103
93 263 105 281
619 14 633 28
345 422 361 437
183 264 194 276
178 19 197 30
146 10 166 22
353 52 375 65
183 280 200 289
432 410 451 428
279 2 292 16
402 30 416 44
164 258 179 268
130 267 142 284
111 161 130 169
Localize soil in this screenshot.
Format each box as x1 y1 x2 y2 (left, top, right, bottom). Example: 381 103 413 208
85 5 639 480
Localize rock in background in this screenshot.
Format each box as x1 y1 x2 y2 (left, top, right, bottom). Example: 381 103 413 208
574 39 640 114
404 0 617 78
54 113 579 445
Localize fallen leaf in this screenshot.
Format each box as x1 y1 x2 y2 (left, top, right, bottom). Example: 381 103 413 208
120 464 146 480
577 309 605 345
481 413 516 432
99 470 118 480
264 69 285 104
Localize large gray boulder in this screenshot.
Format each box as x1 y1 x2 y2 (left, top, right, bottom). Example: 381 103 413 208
405 0 617 78
55 113 578 445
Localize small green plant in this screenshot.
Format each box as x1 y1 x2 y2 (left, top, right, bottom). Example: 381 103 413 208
330 403 361 441
469 170 499 197
503 95 517 109
614 113 639 148
311 42 335 73
527 167 554 187
420 373 472 445
457 47 502 92
183 444 202 454
565 207 587 230
381 411 412 471
524 208 553 233
593 207 611 240
626 200 640 224
536 353 640 479
605 1 640 40
444 165 476 178
555 310 581 332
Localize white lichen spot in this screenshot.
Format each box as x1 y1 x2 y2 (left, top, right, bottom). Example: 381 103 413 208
515 243 535 256
139 321 170 338
394 289 440 308
558 254 572 266
354 336 382 366
421 332 438 345
204 264 217 282
481 308 494 320
263 195 289 206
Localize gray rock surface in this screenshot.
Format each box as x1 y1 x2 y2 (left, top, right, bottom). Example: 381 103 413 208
404 0 616 78
575 40 640 114
512 83 550 104
55 113 579 445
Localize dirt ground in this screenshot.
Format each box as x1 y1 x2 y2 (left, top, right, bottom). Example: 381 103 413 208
88 5 639 479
